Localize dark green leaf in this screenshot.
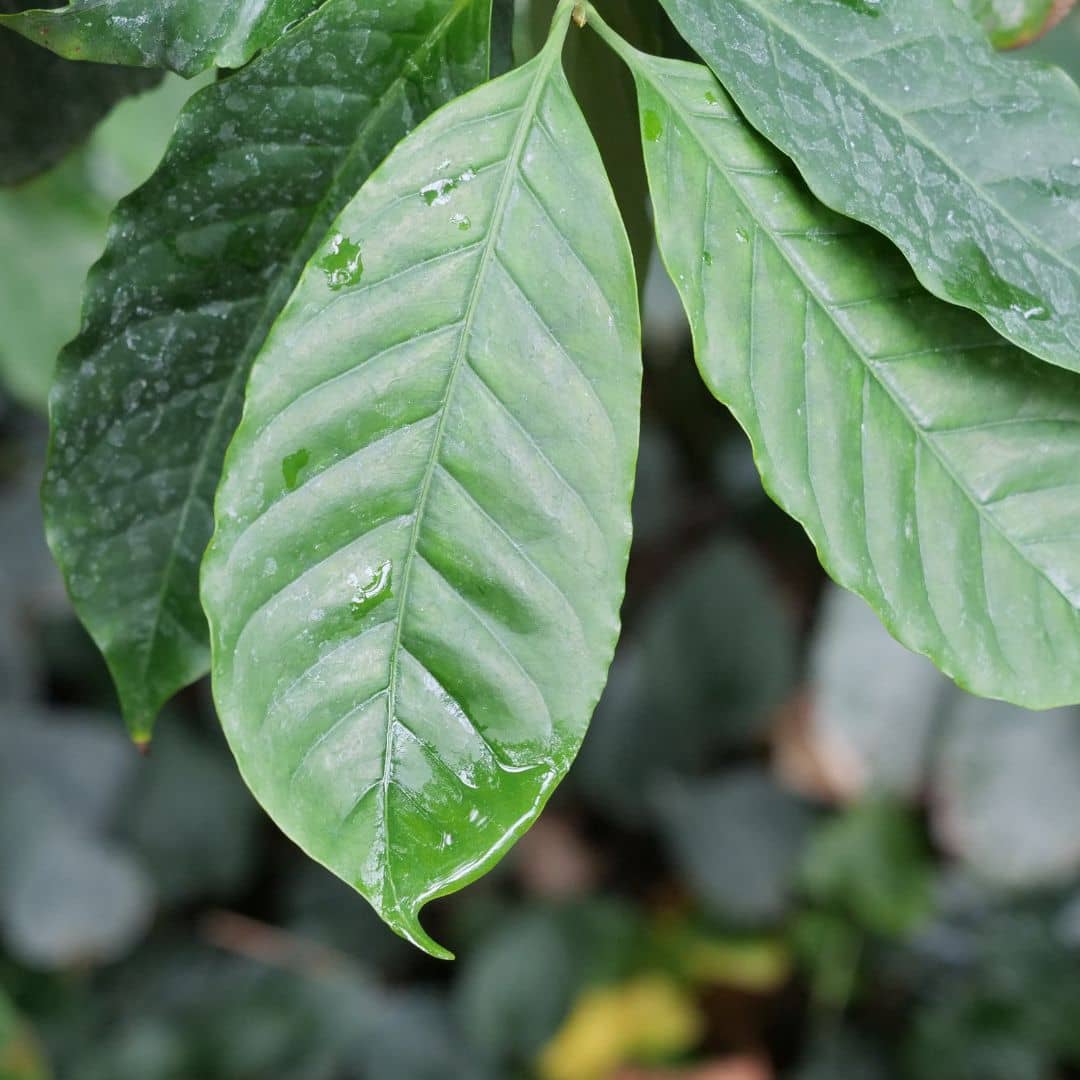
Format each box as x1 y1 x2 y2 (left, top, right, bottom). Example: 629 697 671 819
201 5 640 957
802 799 932 936
655 0 1080 370
119 721 259 904
614 41 1080 707
0 0 325 76
41 0 492 740
453 910 577 1065
655 769 813 926
0 0 160 186
576 540 797 825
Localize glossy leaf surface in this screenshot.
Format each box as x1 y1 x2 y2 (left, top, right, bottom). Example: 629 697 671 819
202 11 640 957
0 0 159 186
620 47 1080 706
656 0 1080 370
0 0 324 76
42 0 491 740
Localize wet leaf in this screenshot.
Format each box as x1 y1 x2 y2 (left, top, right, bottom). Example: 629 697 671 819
0 0 324 76
41 0 492 740
614 43 1080 707
655 0 1080 371
201 5 640 957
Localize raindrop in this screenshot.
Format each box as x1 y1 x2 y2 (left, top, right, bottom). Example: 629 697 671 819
281 447 310 491
642 109 663 142
421 177 457 206
318 233 363 289
451 213 471 231
349 559 393 617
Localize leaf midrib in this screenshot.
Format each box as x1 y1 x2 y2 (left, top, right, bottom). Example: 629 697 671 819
141 0 483 703
720 0 1074 282
646 62 1078 616
377 35 568 914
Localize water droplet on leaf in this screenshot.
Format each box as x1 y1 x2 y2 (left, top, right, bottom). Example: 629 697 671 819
318 233 363 290
349 560 393 617
642 109 664 142
281 448 310 491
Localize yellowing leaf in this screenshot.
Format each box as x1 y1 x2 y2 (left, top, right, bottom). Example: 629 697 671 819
537 975 704 1080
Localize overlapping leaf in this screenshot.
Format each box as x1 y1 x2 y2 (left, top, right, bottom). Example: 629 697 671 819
0 0 324 76
656 0 1080 370
0 0 159 186
608 39 1080 706
41 0 491 740
202 8 640 956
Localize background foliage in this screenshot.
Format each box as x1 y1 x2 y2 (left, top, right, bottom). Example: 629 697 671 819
2 3 1080 1078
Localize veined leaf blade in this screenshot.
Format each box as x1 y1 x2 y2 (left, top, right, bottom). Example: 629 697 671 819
624 48 1080 706
1 0 325 76
657 0 1080 371
201 14 641 956
41 0 491 740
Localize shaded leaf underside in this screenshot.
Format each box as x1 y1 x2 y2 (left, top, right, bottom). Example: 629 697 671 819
42 0 491 738
202 20 640 956
628 49 1080 707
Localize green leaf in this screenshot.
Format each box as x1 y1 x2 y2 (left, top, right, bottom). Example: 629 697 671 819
201 5 640 957
41 0 491 741
0 0 325 76
0 990 49 1080
654 0 1080 371
956 0 1069 48
654 768 813 926
0 0 160 186
575 540 796 826
610 39 1080 707
802 799 932 936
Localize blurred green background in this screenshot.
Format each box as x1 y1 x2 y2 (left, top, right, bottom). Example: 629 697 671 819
2 10 1080 1080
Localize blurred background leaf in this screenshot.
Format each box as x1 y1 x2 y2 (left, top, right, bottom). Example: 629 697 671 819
0 73 202 410
2 6 1080 1078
